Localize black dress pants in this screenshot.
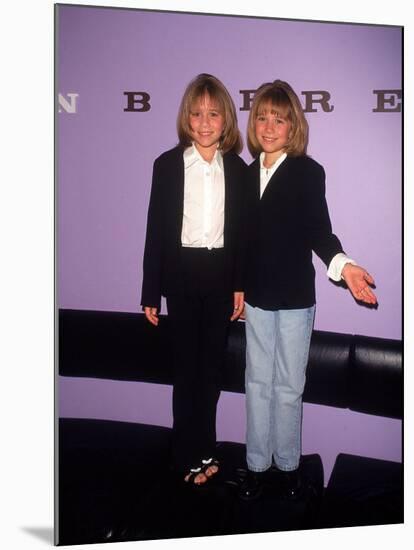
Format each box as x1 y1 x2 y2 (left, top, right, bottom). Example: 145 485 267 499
166 247 233 472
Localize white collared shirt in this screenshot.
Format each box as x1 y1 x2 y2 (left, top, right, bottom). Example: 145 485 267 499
259 152 356 281
181 144 225 249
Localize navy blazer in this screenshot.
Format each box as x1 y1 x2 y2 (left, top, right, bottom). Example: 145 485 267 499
141 146 247 311
244 155 344 310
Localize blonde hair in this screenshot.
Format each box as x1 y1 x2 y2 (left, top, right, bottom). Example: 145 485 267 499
177 73 242 154
247 80 308 157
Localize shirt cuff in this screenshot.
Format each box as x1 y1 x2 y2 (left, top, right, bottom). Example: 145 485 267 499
327 253 356 282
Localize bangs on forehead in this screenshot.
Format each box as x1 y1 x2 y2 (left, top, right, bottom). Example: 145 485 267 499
191 88 223 110
257 99 290 119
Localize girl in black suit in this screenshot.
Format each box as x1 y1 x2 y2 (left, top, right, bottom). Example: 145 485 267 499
141 74 247 485
239 80 377 500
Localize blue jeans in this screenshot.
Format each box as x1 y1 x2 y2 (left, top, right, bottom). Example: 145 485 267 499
245 302 316 472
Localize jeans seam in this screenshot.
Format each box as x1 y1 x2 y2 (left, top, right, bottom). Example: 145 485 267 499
273 305 315 471
247 464 271 473
269 309 277 465
276 465 299 472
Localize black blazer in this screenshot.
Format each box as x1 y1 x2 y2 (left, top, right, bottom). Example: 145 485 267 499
141 146 247 311
244 155 344 310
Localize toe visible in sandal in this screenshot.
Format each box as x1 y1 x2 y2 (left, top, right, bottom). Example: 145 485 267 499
201 457 220 479
184 466 207 485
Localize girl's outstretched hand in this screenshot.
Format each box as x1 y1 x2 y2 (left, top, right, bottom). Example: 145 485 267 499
231 292 245 321
144 306 159 326
341 264 378 305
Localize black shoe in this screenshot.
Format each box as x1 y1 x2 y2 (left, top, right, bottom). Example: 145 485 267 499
280 469 302 500
238 470 266 501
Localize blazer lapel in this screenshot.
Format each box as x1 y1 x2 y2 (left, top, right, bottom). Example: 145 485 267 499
171 147 185 247
250 158 261 201
223 154 233 235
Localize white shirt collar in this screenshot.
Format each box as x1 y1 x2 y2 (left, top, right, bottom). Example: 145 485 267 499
259 152 287 175
184 143 224 171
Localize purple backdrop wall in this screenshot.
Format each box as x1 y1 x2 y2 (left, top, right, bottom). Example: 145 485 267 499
57 5 402 482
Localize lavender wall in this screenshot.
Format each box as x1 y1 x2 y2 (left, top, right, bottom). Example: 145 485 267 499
57 5 401 338
57 6 402 482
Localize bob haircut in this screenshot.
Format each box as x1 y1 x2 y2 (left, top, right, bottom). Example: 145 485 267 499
247 80 308 158
177 73 243 154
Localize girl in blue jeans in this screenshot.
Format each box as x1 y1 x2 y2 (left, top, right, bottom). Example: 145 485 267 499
239 80 377 500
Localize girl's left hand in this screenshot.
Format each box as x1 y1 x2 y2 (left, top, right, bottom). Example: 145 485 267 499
341 263 378 305
231 291 245 321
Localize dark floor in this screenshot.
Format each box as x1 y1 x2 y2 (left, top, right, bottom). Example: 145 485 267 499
57 419 403 546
